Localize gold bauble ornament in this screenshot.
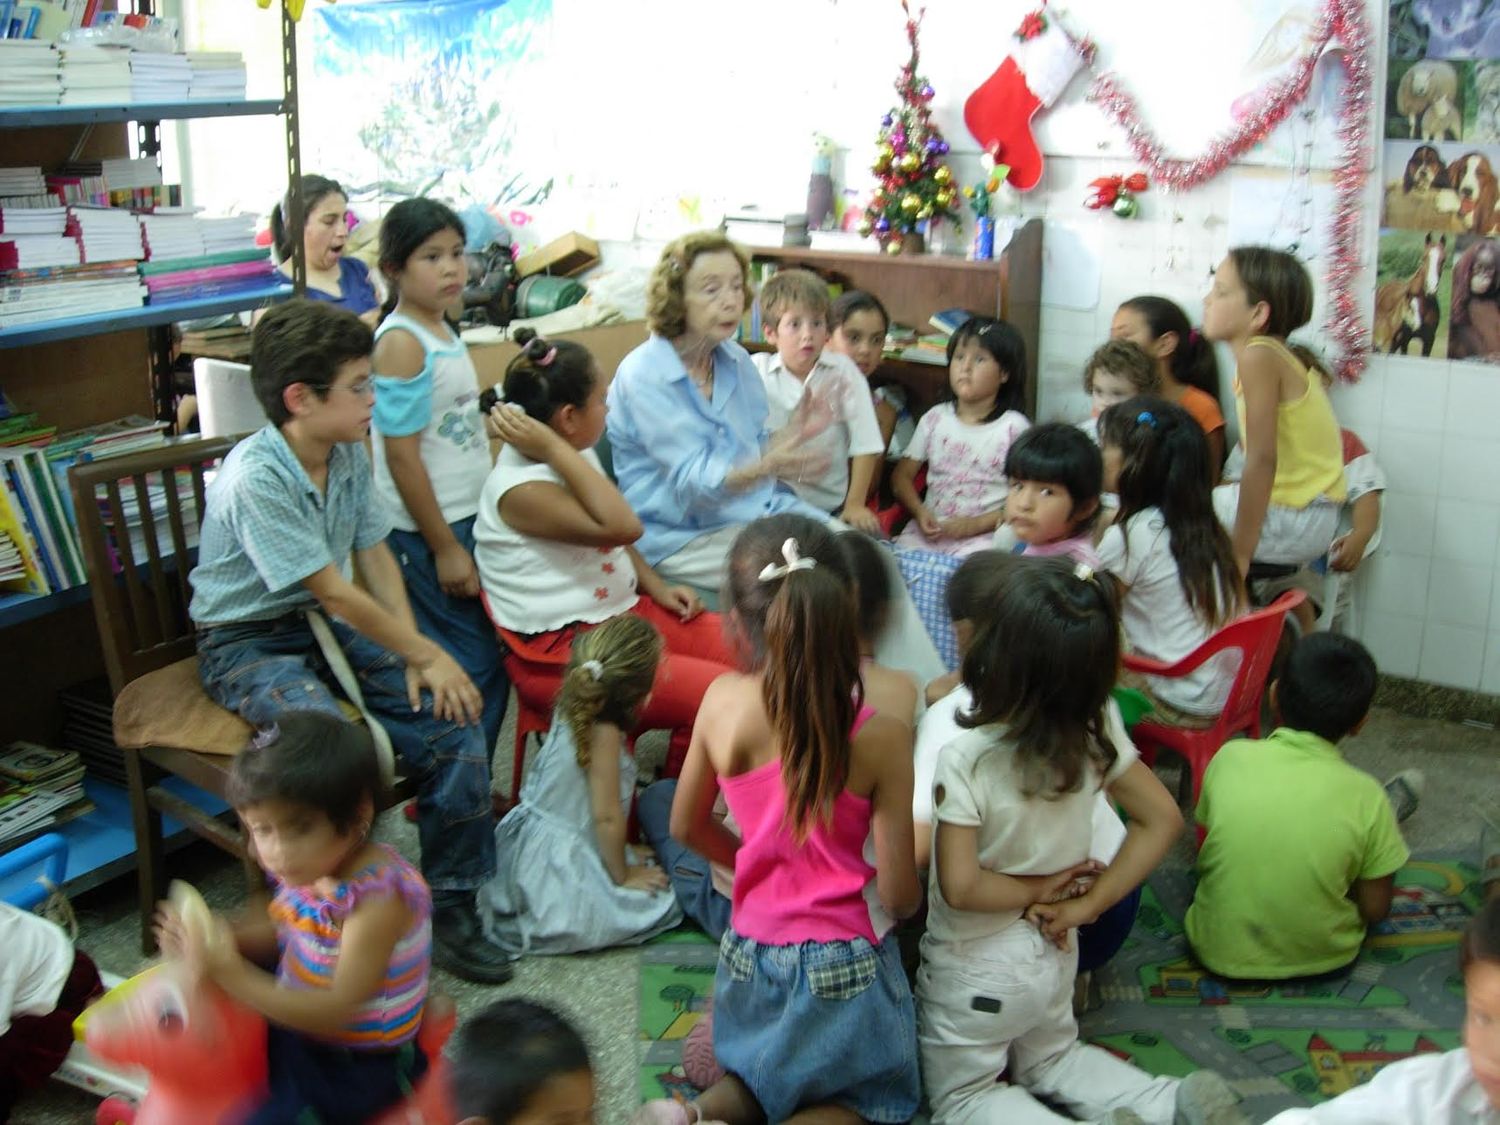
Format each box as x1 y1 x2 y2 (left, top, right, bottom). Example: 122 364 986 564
886 240 904 255
935 188 955 208
899 152 921 173
878 143 894 160
934 166 952 185
856 219 874 237
900 194 921 213
917 205 934 220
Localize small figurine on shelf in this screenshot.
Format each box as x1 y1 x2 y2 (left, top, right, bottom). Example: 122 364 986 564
807 134 839 232
963 150 1012 261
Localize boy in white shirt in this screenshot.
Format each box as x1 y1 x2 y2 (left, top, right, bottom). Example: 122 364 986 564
750 269 885 533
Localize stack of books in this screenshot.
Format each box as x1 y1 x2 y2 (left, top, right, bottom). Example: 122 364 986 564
138 209 203 260
0 233 80 269
0 742 94 851
0 203 65 236
0 40 59 104
58 44 132 105
186 50 246 101
181 322 252 360
0 527 24 584
142 247 275 303
128 50 191 102
199 213 257 255
66 204 144 262
0 165 53 209
0 414 169 595
0 259 146 329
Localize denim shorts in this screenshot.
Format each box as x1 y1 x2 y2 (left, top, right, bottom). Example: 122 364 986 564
713 928 920 1123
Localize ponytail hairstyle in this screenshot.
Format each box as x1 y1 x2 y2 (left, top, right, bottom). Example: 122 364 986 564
839 530 894 650
1287 341 1334 390
1226 245 1314 339
502 327 599 426
944 316 1028 421
1118 295 1221 401
958 556 1122 798
376 196 466 323
726 514 861 840
269 174 345 264
558 614 662 769
1098 395 1245 628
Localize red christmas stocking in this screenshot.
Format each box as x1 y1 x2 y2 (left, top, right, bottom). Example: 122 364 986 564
963 16 1088 192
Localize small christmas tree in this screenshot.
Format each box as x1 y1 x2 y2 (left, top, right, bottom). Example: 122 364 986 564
858 1 959 253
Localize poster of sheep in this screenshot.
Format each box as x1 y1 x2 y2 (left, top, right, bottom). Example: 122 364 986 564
1376 0 1499 360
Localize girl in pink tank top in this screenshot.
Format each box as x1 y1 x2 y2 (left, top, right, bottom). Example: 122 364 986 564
634 514 922 1125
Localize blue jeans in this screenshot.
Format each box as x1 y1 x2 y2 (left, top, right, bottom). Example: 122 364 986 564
1077 885 1141 974
637 779 731 940
197 613 496 892
387 516 507 757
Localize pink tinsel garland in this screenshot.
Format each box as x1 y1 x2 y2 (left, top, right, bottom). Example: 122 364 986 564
1087 0 1372 381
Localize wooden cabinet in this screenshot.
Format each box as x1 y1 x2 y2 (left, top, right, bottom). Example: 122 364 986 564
748 219 1042 418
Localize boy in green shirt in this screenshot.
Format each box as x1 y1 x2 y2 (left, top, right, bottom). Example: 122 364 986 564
1185 633 1417 980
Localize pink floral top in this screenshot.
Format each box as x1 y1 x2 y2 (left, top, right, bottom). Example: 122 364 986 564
897 404 1029 556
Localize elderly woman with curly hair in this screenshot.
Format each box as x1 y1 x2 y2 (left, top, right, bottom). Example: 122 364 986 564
606 230 943 683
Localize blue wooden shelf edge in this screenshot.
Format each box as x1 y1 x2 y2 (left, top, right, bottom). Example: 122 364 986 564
0 99 285 128
0 283 294 350
0 775 230 902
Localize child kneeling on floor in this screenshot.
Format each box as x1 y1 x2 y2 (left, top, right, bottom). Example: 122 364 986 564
916 556 1246 1124
1186 632 1420 981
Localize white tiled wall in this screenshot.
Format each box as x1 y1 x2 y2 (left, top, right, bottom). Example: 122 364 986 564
1024 155 1500 694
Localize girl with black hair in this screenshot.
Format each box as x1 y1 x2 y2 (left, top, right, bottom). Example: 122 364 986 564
892 316 1031 557
1097 397 1246 725
1112 295 1226 468
370 197 507 759
268 175 380 325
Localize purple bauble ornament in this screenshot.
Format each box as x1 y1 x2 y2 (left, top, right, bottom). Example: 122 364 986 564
881 113 893 127
920 84 935 99
925 138 940 153
874 216 891 232
937 140 950 155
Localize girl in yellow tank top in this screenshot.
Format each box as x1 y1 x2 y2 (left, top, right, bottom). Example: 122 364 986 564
1202 247 1345 574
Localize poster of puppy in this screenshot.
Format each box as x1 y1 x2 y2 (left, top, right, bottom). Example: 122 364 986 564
1388 58 1463 141
1372 229 1453 357
1381 140 1500 234
1448 235 1500 360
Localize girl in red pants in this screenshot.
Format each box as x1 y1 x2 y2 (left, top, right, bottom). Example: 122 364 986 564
474 329 737 779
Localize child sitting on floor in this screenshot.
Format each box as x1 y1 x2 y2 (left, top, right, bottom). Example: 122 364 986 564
751 270 886 533
1003 421 1104 567
1097 397 1246 727
1185 633 1419 981
480 614 681 956
916 556 1245 1124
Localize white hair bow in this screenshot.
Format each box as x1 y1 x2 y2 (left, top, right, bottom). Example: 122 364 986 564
580 659 604 681
758 538 818 582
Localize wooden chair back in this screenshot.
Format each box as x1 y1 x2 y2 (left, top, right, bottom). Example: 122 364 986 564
68 436 238 695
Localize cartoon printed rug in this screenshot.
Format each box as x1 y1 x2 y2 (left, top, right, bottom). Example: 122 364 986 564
638 855 1481 1120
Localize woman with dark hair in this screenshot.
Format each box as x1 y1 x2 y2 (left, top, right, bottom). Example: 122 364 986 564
269 174 381 326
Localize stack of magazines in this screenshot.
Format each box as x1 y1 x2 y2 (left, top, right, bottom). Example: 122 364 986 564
0 741 94 851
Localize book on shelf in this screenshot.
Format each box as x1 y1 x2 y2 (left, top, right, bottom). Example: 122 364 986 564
0 233 79 269
928 307 975 336
0 204 66 235
0 739 94 848
723 209 811 249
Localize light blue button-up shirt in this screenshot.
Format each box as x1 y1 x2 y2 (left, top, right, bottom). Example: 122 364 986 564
189 425 391 625
606 335 823 564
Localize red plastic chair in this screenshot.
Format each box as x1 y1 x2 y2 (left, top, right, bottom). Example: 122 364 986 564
494 624 570 804
1122 589 1306 806
870 465 925 537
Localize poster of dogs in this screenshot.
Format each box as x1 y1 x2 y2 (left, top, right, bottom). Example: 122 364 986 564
1379 0 1500 360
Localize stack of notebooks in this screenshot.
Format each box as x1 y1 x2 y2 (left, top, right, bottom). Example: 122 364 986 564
0 741 94 851
0 233 81 269
0 259 146 329
67 204 144 263
138 209 203 260
128 50 191 102
0 40 60 105
186 50 246 101
0 527 24 585
199 213 257 254
58 44 131 105
143 247 275 302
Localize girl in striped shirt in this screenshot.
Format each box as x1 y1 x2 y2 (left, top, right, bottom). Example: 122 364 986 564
156 712 431 1124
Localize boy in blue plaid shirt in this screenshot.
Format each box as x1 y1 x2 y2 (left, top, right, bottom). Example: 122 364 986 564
188 299 512 984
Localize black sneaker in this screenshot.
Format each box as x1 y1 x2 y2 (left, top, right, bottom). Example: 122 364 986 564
431 896 514 984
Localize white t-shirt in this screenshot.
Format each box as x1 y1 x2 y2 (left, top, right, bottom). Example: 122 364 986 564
924 700 1138 943
899 403 1029 522
751 349 884 512
1264 1049 1498 1124
0 904 74 1035
371 313 493 533
1097 507 1235 716
473 444 639 633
